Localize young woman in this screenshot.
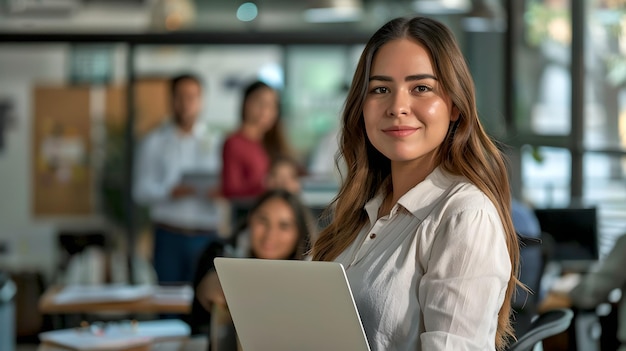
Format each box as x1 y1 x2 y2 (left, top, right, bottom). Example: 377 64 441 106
188 189 315 348
312 16 520 351
220 81 292 200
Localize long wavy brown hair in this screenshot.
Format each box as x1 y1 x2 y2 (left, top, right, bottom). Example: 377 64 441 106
311 16 520 350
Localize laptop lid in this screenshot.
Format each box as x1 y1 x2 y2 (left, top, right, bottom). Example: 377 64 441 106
213 257 371 351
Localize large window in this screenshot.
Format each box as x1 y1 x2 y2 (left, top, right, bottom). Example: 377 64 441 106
520 0 572 136
514 0 626 257
521 145 571 207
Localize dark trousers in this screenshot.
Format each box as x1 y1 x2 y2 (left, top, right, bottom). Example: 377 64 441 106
153 225 216 284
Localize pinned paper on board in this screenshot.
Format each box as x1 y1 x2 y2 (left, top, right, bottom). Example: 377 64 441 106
33 86 92 216
38 121 87 185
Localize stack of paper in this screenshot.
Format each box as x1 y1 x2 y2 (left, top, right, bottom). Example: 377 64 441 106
39 319 190 350
53 285 154 305
152 285 193 305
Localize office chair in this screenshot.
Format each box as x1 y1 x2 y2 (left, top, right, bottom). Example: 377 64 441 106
507 308 574 351
513 232 555 337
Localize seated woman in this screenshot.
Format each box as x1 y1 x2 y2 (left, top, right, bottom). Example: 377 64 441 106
188 189 316 350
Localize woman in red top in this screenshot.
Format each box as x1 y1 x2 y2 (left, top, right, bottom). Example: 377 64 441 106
221 80 291 200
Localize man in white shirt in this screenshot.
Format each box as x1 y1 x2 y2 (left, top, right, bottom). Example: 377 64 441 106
134 74 221 284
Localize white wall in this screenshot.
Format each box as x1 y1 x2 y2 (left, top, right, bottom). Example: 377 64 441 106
0 45 69 277
0 45 68 227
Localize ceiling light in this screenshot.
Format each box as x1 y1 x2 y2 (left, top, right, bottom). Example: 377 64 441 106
236 2 258 22
412 0 471 15
304 0 363 23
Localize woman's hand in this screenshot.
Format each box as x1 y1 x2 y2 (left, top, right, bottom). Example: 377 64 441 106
196 270 227 312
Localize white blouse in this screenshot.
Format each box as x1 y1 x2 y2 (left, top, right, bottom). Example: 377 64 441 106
335 167 511 351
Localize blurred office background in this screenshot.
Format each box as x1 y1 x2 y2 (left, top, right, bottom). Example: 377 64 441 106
0 0 625 349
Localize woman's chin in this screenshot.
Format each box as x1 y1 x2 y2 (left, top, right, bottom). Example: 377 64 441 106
256 251 284 260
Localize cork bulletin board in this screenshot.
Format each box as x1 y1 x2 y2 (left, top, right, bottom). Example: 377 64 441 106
32 86 92 216
31 79 171 217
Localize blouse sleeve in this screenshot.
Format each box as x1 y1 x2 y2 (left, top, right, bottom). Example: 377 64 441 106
418 208 511 350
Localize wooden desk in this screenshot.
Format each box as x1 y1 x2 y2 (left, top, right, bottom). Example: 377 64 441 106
538 291 573 313
39 285 191 315
38 339 204 351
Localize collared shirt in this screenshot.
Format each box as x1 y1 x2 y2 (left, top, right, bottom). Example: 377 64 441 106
335 167 511 351
133 121 222 230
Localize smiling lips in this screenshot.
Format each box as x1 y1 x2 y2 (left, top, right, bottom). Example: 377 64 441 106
382 126 419 137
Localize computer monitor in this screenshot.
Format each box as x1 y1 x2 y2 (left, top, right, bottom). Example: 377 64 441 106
533 207 599 261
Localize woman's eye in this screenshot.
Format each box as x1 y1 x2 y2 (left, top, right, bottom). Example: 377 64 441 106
371 87 389 94
278 222 294 231
414 85 431 93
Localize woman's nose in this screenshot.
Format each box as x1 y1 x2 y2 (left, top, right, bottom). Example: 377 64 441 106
260 225 276 240
386 91 410 117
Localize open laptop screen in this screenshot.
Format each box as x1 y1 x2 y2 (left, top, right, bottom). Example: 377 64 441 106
214 258 371 351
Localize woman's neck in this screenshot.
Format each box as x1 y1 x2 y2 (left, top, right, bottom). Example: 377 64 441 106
240 123 263 141
173 114 195 134
389 157 437 207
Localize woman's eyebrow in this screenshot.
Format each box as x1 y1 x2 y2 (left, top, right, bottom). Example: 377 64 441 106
369 74 438 82
405 74 437 82
369 75 393 82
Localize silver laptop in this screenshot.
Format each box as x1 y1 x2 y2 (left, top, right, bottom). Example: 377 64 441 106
213 257 371 351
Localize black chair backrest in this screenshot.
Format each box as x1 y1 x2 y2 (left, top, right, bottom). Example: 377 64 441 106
507 308 574 351
513 232 555 336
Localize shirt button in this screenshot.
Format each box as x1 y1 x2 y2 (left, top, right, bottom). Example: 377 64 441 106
369 233 377 239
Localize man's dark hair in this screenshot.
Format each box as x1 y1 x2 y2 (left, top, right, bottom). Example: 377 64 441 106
170 73 203 96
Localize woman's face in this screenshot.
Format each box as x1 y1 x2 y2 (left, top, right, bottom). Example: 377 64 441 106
363 38 458 169
243 87 279 134
249 197 299 260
